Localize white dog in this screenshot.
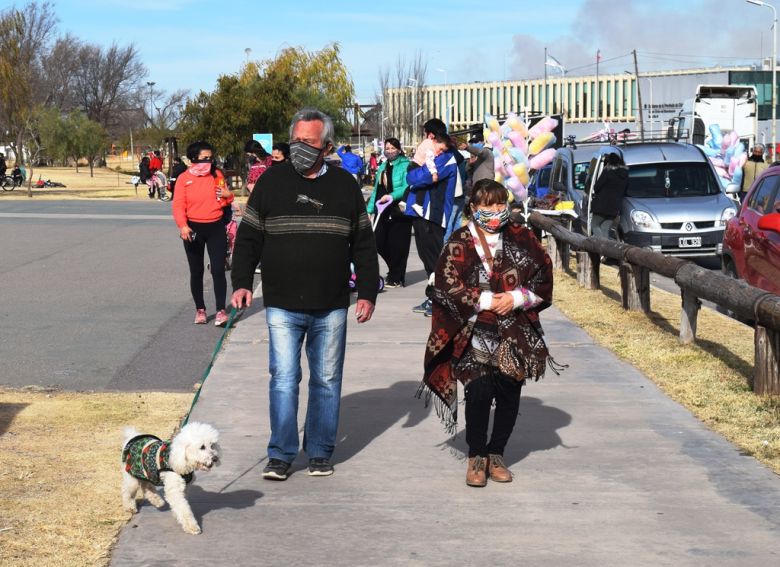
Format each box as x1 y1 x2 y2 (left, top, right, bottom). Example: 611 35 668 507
121 422 220 535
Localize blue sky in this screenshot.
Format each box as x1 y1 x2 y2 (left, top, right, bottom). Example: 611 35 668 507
47 0 772 105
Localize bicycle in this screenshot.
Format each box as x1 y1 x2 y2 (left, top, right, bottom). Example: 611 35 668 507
1 174 14 191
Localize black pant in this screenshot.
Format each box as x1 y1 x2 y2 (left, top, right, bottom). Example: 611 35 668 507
183 220 227 311
375 215 412 284
465 372 523 458
412 217 444 277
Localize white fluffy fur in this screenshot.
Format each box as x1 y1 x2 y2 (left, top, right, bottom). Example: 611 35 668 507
121 422 221 535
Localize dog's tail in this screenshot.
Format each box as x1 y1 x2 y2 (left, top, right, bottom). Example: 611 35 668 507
122 426 140 445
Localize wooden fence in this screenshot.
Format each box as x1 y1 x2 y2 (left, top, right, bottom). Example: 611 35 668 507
529 212 780 395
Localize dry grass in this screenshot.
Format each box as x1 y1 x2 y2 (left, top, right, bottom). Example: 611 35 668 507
0 388 191 567
0 166 139 200
553 263 780 473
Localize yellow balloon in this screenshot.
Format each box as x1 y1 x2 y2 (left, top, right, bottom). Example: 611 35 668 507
483 128 491 141
529 131 554 155
495 172 504 184
507 189 515 203
503 140 513 150
488 118 500 132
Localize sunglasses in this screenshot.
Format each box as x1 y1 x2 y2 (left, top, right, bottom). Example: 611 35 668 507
193 156 213 163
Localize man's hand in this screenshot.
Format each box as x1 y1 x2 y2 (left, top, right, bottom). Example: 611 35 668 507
355 299 375 323
231 289 253 309
180 225 193 241
490 292 515 316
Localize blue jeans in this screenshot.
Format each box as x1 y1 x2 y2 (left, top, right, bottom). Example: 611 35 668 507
444 197 465 242
266 307 348 462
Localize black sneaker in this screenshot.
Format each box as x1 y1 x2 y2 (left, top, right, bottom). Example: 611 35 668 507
308 458 334 476
384 279 403 288
262 458 291 481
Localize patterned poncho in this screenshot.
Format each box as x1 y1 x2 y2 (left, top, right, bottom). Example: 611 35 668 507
122 434 193 486
420 222 556 432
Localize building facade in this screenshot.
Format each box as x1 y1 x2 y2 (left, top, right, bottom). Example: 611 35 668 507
384 65 779 144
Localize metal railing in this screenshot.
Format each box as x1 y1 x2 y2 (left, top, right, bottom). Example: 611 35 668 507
529 212 780 395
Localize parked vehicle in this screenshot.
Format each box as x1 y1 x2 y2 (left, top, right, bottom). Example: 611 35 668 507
722 165 780 295
549 145 600 231
582 142 738 257
528 163 552 198
667 85 757 149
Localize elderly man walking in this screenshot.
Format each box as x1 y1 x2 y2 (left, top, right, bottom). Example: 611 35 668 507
231 108 379 480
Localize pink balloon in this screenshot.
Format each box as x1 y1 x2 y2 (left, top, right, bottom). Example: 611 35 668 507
529 148 556 170
488 132 502 148
511 185 528 202
709 157 725 168
738 154 748 168
714 165 729 178
528 117 559 139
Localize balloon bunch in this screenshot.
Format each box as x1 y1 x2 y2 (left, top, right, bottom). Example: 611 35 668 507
697 124 746 188
484 112 558 202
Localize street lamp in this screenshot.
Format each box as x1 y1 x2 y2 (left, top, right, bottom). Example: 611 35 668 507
146 81 156 127
747 0 777 158
408 77 418 144
644 77 654 134
437 68 449 131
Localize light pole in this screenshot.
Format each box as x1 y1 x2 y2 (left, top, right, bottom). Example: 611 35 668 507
146 81 155 128
408 77 418 144
748 0 777 158
437 68 448 131
244 47 252 63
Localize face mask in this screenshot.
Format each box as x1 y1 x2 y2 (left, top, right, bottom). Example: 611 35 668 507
472 207 510 233
290 141 325 174
189 162 212 176
384 150 399 161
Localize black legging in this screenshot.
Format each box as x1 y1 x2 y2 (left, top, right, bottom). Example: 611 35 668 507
375 215 412 284
465 372 523 458
183 220 227 311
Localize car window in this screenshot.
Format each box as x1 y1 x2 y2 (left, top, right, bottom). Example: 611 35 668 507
538 166 551 187
560 162 569 188
574 162 589 191
748 176 780 214
625 162 720 198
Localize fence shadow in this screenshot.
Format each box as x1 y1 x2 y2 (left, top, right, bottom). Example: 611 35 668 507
0 403 29 436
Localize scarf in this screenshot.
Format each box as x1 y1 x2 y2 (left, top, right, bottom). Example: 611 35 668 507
418 222 560 432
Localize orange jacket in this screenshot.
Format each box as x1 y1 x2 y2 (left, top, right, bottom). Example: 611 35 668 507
172 169 234 228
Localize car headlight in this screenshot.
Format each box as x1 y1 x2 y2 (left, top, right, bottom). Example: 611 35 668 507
718 207 737 227
630 209 657 229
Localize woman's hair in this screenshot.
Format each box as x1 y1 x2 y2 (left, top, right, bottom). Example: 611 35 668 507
244 139 269 158
384 137 403 154
603 152 625 169
186 140 215 161
289 108 335 147
466 179 509 219
272 142 290 160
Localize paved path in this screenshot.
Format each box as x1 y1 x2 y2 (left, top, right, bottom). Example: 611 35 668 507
111 252 780 566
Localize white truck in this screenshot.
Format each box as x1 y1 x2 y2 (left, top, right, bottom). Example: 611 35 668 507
667 85 758 149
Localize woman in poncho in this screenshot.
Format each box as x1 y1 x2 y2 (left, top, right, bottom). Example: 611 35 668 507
420 179 556 487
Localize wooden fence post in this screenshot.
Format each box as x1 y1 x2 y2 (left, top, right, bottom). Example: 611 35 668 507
576 251 600 289
679 290 701 345
547 236 566 271
754 325 780 395
619 262 650 313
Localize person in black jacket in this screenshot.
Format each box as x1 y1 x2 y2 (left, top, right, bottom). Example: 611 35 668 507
168 156 187 198
590 153 628 240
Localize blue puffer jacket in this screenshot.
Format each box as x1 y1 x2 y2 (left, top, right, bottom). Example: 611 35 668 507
337 146 364 175
404 150 459 228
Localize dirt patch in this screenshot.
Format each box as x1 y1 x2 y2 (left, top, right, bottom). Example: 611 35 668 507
0 388 191 566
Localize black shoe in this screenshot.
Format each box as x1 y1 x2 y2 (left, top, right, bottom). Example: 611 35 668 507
308 458 334 476
384 279 403 288
262 458 291 480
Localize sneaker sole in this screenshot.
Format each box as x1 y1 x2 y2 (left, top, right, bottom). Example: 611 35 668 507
262 471 289 481
308 469 334 477
214 320 227 327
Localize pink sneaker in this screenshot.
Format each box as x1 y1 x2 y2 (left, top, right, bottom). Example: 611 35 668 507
214 309 228 327
194 309 207 324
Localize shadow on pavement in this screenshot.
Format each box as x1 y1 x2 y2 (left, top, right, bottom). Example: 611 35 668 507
404 269 429 287
442 396 572 467
188 486 264 523
335 380 431 464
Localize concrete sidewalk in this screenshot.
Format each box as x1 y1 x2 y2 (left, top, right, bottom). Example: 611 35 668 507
111 254 780 566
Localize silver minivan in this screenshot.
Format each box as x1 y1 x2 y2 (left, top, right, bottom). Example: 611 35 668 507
582 143 738 257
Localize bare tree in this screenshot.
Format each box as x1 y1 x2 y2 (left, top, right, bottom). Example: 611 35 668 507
377 51 427 145
38 33 82 110
71 42 147 137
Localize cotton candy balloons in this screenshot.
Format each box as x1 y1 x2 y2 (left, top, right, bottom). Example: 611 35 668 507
528 132 556 156
508 131 528 153
528 117 559 139
512 162 530 186
529 148 556 170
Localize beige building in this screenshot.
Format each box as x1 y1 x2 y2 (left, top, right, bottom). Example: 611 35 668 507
384 66 755 142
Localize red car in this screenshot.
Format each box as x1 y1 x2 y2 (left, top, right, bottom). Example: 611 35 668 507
722 166 780 295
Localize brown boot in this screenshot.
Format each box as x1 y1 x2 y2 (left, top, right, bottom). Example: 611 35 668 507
488 454 512 482
466 456 487 487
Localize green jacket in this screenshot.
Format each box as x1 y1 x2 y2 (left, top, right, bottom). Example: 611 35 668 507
366 155 411 214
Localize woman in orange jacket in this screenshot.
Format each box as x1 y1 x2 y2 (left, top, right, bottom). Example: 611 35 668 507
173 141 235 326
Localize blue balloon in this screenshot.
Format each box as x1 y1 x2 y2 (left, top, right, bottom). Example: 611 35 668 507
709 124 723 149
732 167 743 187
697 144 721 157
734 142 746 158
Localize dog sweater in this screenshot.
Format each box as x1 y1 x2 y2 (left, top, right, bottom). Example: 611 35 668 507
122 434 193 486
